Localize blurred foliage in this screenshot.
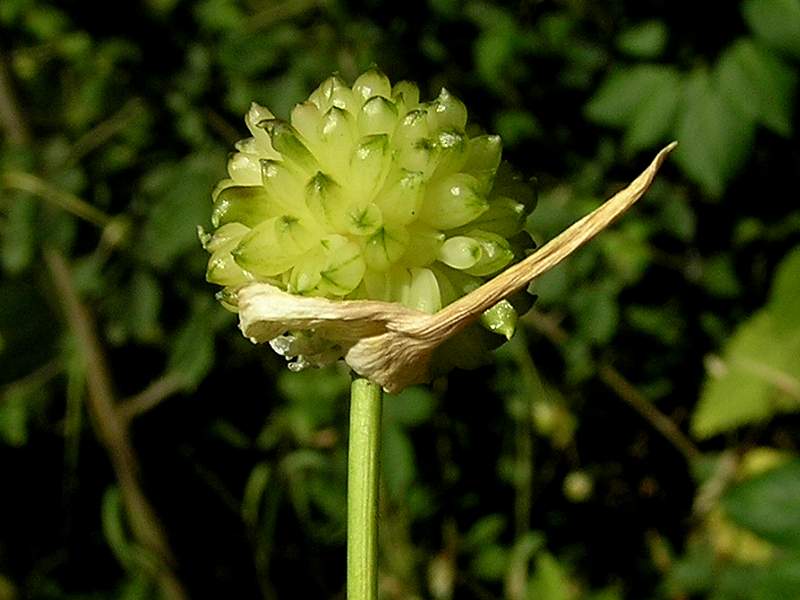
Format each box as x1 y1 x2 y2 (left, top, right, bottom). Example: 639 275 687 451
1 0 799 599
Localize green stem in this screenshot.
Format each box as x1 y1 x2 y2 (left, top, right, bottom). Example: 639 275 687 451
347 377 383 600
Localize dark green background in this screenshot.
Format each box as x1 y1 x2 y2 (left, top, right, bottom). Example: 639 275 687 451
1 0 799 599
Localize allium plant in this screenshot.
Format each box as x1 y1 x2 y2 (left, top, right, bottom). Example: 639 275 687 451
200 68 535 375
201 67 675 600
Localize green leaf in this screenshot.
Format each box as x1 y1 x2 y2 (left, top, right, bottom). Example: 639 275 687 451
1 194 36 275
278 366 349 428
526 552 571 600
585 65 680 128
462 514 507 550
623 71 682 153
616 20 669 59
167 304 215 390
665 542 716 596
277 366 350 407
701 254 742 299
494 110 540 146
743 0 800 59
0 386 32 446
599 224 651 284
767 246 800 330
470 544 509 581
381 423 416 498
723 459 800 551
716 39 797 137
126 271 162 343
241 462 271 528
673 69 755 197
752 556 800 599
138 152 224 269
102 486 136 569
570 287 619 344
101 486 159 575
693 246 800 438
0 283 58 384
657 193 696 242
692 313 800 438
384 386 436 426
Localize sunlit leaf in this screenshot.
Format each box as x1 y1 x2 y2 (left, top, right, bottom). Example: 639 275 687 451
723 459 800 551
526 552 571 600
167 302 216 390
692 247 800 438
716 39 797 136
673 69 755 197
585 65 680 129
743 0 800 59
616 20 668 59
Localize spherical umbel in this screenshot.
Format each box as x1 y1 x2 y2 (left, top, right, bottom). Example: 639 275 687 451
201 68 535 316
201 81 675 388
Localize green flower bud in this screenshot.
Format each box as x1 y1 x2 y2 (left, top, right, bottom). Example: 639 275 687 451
392 80 420 113
203 68 541 378
358 96 399 136
212 185 271 228
352 68 392 104
427 87 467 131
260 119 318 172
463 134 502 193
309 75 357 113
364 225 410 271
461 230 514 277
438 236 482 270
479 299 517 340
419 173 487 229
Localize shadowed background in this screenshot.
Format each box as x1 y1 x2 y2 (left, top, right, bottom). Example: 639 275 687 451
1 0 799 599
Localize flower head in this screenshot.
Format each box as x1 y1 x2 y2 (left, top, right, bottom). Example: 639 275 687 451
201 69 536 371
201 68 675 390
202 68 534 308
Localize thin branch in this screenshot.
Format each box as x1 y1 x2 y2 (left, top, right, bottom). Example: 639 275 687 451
596 364 702 463
0 51 31 144
66 98 145 165
2 171 113 227
730 356 800 402
206 107 242 146
525 309 702 463
0 359 62 402
246 0 320 31
44 250 188 600
118 372 187 422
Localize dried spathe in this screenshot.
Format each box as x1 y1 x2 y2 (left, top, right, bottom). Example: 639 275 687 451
237 143 676 392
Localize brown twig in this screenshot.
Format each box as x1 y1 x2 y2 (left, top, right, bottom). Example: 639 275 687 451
526 309 702 463
2 171 113 227
118 372 188 422
206 108 242 146
44 250 188 600
597 364 702 463
0 359 62 402
0 51 31 144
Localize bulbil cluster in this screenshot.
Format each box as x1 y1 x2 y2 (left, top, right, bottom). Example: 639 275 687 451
201 68 534 320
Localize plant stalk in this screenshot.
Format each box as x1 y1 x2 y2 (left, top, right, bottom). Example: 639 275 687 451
347 377 383 600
